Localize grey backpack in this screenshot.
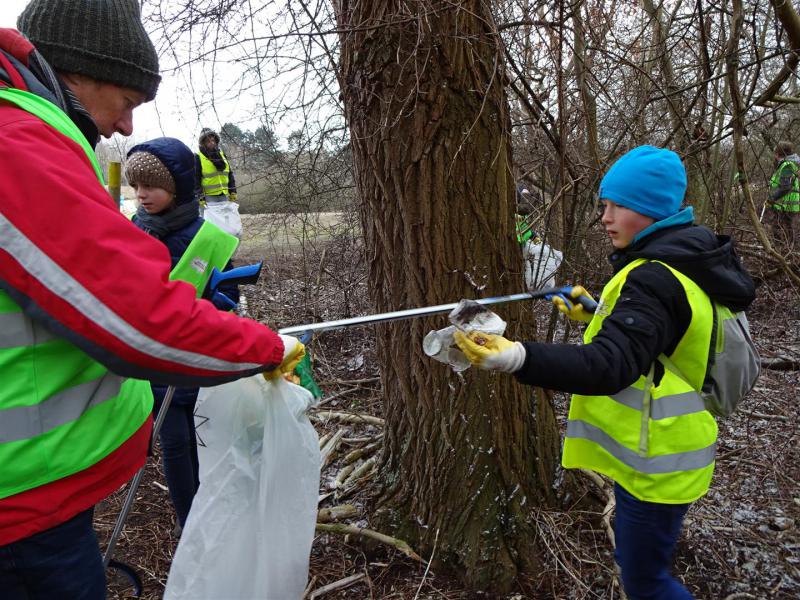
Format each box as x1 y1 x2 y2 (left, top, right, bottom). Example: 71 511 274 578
659 304 760 418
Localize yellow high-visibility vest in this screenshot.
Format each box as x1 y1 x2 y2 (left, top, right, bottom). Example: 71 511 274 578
198 151 231 197
562 259 717 504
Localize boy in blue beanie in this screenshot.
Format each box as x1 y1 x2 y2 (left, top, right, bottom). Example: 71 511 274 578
453 146 756 599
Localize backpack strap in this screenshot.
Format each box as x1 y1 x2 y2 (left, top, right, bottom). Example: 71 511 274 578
657 352 693 389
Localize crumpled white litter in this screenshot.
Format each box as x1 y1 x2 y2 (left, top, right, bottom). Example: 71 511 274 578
422 299 507 372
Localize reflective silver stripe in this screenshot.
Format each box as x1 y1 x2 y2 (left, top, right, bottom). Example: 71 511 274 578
566 419 716 474
0 213 261 372
652 391 706 419
0 373 123 443
0 311 56 349
611 387 706 419
202 182 227 193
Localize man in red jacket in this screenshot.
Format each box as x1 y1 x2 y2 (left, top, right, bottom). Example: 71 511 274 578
0 2 303 598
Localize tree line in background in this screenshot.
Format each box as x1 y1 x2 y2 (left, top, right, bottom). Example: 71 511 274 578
138 0 799 593
95 119 355 214
216 121 355 214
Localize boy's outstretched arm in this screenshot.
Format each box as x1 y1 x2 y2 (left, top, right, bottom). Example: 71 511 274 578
454 264 691 396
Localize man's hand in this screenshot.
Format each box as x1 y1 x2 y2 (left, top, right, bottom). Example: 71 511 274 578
264 334 306 380
452 331 526 373
551 285 594 323
229 193 237 202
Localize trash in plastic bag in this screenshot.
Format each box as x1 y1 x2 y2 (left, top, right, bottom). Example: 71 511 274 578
422 326 470 372
164 376 320 600
423 300 507 372
522 240 562 289
203 199 243 238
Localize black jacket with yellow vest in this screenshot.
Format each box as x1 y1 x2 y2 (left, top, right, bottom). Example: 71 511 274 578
514 223 755 394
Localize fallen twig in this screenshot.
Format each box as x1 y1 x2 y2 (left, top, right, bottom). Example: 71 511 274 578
301 575 317 600
343 441 381 464
312 410 385 427
314 387 360 409
317 504 360 523
759 357 800 371
737 409 789 421
318 376 380 386
334 464 355 489
320 428 346 468
316 523 422 562
413 527 439 600
342 456 377 489
581 470 626 598
308 572 366 599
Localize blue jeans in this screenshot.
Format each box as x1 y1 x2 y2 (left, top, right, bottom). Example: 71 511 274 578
156 397 200 527
0 508 105 600
614 483 694 600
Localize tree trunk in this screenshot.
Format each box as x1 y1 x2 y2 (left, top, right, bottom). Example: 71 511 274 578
333 0 561 592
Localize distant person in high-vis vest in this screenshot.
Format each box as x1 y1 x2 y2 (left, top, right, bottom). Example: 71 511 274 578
126 137 241 537
195 127 237 203
0 2 304 599
515 185 538 244
766 140 800 248
452 146 756 600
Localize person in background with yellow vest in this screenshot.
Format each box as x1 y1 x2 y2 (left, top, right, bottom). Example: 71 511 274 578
453 146 755 600
766 140 800 248
126 137 240 536
0 2 304 599
196 127 237 203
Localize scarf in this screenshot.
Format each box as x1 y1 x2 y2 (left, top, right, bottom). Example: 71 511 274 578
133 200 201 239
200 147 227 171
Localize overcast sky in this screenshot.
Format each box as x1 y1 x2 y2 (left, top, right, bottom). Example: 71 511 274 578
2 0 243 150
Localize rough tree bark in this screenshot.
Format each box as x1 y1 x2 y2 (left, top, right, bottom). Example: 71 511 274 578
333 0 561 592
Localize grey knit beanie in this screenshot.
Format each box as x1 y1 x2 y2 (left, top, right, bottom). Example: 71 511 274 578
125 152 176 194
18 0 161 101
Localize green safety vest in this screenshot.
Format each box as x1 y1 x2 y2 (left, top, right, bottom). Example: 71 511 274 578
515 215 534 244
0 87 153 499
198 150 231 198
562 259 718 504
169 221 238 296
770 160 800 212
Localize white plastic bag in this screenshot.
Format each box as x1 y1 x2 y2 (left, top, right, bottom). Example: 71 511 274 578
203 199 243 238
164 376 320 600
522 240 563 289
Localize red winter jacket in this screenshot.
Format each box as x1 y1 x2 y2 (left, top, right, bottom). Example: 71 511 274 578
0 29 284 545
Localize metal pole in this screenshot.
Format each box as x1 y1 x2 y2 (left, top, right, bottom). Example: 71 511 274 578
103 385 176 568
278 287 571 336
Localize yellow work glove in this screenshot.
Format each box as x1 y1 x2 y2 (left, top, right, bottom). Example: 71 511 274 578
264 334 306 380
229 193 237 202
551 285 594 323
452 330 526 373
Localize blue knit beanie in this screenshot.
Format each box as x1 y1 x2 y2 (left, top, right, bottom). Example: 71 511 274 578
598 145 686 221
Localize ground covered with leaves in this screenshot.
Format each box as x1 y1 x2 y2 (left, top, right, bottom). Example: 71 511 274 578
97 242 799 600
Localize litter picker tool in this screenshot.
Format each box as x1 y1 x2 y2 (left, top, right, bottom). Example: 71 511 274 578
279 285 597 337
